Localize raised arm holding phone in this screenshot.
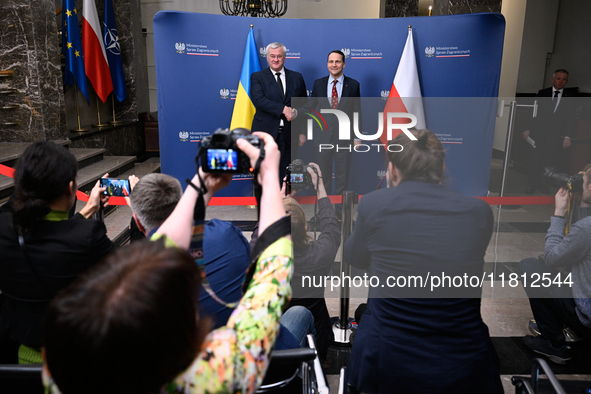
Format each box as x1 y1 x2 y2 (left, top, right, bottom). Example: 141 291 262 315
42 131 294 394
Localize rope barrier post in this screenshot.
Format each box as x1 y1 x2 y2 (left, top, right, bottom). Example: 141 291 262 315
500 100 517 197
499 99 538 198
333 190 355 344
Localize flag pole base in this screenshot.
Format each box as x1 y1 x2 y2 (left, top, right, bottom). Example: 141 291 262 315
71 128 89 132
92 123 110 128
108 120 123 125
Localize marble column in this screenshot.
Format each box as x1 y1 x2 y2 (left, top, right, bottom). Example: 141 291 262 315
385 0 419 17
0 0 149 157
432 0 502 15
0 0 67 142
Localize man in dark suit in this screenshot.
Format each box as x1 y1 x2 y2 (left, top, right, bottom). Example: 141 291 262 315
304 50 361 198
250 42 307 181
523 69 578 193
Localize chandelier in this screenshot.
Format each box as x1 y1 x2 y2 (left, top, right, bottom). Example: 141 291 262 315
219 0 288 18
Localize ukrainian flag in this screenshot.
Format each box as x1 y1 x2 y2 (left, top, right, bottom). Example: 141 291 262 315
230 28 261 130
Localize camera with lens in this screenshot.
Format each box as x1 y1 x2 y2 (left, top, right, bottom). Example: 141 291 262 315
543 167 584 190
200 128 261 174
286 159 317 190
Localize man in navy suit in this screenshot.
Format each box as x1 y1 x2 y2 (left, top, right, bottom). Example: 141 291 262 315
522 69 578 193
304 50 361 197
250 42 307 181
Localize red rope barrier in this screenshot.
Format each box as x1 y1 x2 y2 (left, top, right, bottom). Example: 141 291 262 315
0 163 555 207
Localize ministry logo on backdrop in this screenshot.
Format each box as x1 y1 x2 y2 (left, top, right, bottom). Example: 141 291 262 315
220 88 230 99
341 47 382 60
427 45 471 58
259 47 267 57
175 42 185 54
179 131 189 141
381 90 390 100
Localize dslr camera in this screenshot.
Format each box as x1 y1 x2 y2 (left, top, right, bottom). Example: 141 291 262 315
200 128 261 174
286 159 317 190
543 167 584 190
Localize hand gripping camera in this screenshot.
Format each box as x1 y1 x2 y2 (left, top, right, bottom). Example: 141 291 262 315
543 167 584 191
286 159 317 190
200 128 262 174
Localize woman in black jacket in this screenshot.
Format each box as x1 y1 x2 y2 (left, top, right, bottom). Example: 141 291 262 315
0 142 114 363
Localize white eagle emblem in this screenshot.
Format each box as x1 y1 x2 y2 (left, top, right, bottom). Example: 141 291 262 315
220 89 230 99
425 46 435 57
341 48 351 58
259 47 267 57
381 90 390 100
175 42 185 53
179 131 189 141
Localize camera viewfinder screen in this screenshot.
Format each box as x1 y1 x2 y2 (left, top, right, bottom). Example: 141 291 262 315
207 149 238 171
100 178 130 197
290 173 304 184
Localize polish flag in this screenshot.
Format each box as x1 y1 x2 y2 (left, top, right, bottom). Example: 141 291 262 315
82 0 113 103
381 28 426 146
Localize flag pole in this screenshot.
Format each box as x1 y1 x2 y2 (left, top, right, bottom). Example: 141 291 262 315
92 93 109 127
109 94 122 124
246 24 258 208
72 85 89 132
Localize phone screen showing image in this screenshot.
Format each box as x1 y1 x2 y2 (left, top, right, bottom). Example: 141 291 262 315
100 178 131 197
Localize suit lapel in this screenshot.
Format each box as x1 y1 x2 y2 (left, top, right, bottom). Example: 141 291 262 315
283 69 290 103
341 77 351 99
321 77 331 107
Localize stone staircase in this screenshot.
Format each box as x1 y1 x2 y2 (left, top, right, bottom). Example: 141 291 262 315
0 140 160 246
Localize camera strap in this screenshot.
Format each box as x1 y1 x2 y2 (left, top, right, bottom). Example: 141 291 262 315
243 215 291 294
187 155 243 308
185 142 271 309
250 142 266 219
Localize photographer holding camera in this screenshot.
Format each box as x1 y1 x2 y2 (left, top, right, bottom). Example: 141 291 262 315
42 132 294 394
519 163 591 364
250 162 341 360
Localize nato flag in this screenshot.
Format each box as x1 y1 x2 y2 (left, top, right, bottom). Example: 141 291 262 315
103 0 128 102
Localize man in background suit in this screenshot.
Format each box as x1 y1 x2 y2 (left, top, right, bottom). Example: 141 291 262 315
523 69 578 193
251 42 307 181
305 50 361 199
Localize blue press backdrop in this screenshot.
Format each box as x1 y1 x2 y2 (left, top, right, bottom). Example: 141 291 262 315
153 12 505 197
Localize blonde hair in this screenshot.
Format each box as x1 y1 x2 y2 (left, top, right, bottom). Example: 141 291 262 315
283 197 312 250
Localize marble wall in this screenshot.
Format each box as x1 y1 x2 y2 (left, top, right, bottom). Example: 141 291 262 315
385 0 419 17
432 0 502 15
0 0 67 142
0 0 148 157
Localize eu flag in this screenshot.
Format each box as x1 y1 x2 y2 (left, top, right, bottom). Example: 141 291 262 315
62 0 89 102
103 0 127 102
